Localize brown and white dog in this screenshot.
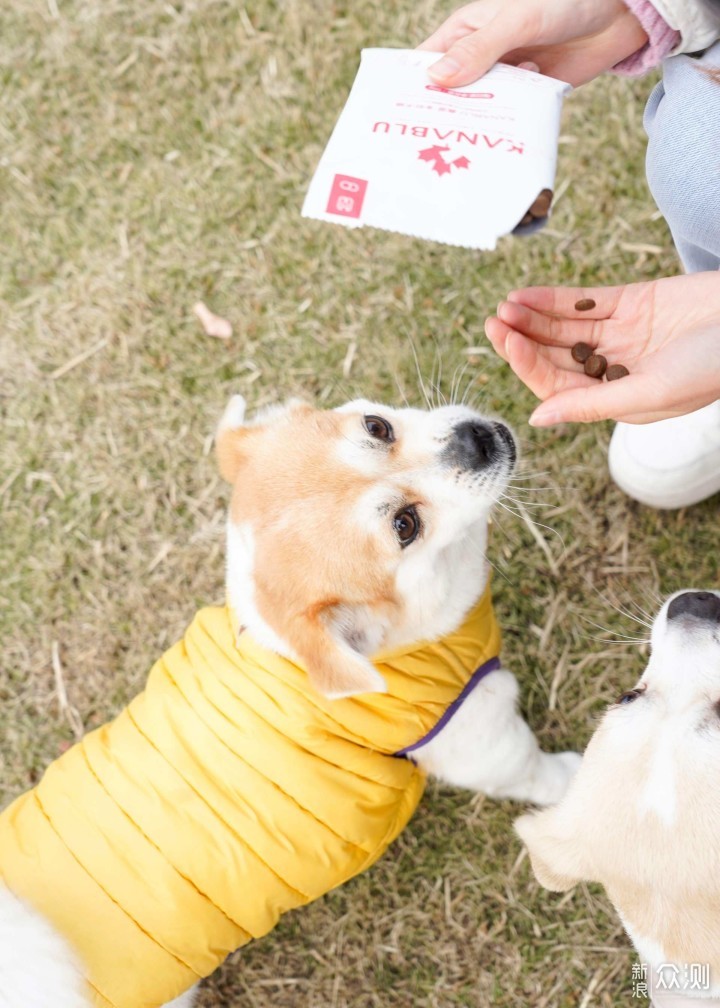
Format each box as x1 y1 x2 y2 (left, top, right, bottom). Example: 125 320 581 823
0 396 580 1008
517 590 720 1006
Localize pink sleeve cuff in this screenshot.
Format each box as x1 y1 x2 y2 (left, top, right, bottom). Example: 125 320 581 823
612 0 681 76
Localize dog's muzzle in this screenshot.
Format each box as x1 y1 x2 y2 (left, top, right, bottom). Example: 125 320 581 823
667 590 720 624
444 420 516 472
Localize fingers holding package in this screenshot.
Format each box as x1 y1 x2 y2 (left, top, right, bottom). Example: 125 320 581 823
418 0 540 85
418 0 649 88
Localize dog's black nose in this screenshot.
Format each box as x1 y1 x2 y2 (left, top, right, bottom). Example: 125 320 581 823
491 421 517 468
449 420 516 471
451 420 497 470
667 591 720 623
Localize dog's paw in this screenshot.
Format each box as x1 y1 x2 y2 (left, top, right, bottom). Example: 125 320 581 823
527 751 582 807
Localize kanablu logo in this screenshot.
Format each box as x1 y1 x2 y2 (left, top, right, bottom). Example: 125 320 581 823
372 123 524 155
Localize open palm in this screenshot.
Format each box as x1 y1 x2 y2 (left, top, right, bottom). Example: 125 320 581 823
484 273 720 424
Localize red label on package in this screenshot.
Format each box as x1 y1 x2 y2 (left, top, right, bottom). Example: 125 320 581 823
326 174 367 218
425 84 493 99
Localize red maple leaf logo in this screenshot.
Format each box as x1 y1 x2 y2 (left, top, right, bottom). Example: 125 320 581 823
418 145 471 176
418 145 450 162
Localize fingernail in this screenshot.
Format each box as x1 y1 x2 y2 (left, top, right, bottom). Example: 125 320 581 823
529 407 561 427
428 56 461 81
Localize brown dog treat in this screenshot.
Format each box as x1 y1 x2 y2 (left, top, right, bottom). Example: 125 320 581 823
584 353 607 378
606 364 630 381
574 298 596 312
528 188 553 218
571 342 593 364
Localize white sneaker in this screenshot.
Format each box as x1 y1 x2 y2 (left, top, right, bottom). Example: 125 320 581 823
608 400 720 509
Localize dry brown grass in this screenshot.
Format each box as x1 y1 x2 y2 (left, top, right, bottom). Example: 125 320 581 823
2 0 719 1005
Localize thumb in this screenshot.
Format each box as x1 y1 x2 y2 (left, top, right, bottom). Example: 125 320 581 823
427 9 539 86
428 26 509 86
528 377 661 426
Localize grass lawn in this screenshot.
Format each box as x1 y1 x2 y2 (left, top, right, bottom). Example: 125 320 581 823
2 1 719 1005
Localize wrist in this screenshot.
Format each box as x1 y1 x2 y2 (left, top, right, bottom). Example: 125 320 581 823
612 0 680 76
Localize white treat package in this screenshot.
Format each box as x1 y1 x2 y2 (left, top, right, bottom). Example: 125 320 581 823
302 48 571 250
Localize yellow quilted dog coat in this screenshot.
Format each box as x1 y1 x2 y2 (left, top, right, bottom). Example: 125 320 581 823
0 589 500 1008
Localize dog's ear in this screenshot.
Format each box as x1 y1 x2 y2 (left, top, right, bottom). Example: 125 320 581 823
515 810 590 892
216 395 249 484
287 603 387 700
216 396 315 484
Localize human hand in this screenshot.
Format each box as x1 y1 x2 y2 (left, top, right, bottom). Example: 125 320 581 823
484 273 720 425
418 0 648 87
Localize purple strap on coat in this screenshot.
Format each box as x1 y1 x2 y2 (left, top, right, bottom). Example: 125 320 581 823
395 655 501 758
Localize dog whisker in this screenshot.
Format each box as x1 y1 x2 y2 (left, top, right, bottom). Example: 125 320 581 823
504 478 563 492
448 361 470 406
459 368 479 408
599 601 654 631
624 599 658 626
428 379 447 408
488 511 516 544
388 368 412 409
581 580 656 631
579 614 653 642
430 352 448 409
450 362 470 407
507 468 554 481
501 493 555 510
482 552 515 586
412 344 436 411
584 634 652 646
497 497 566 550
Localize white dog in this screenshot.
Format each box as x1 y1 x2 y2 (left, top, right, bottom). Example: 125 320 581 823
517 589 720 1007
0 397 579 1008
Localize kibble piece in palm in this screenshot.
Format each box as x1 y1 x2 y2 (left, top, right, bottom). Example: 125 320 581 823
571 342 593 363
584 353 607 378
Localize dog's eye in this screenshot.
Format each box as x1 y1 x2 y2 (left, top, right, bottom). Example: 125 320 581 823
393 506 420 547
616 687 644 706
364 415 394 443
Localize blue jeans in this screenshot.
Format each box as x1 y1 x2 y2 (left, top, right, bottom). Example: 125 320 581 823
645 40 720 273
